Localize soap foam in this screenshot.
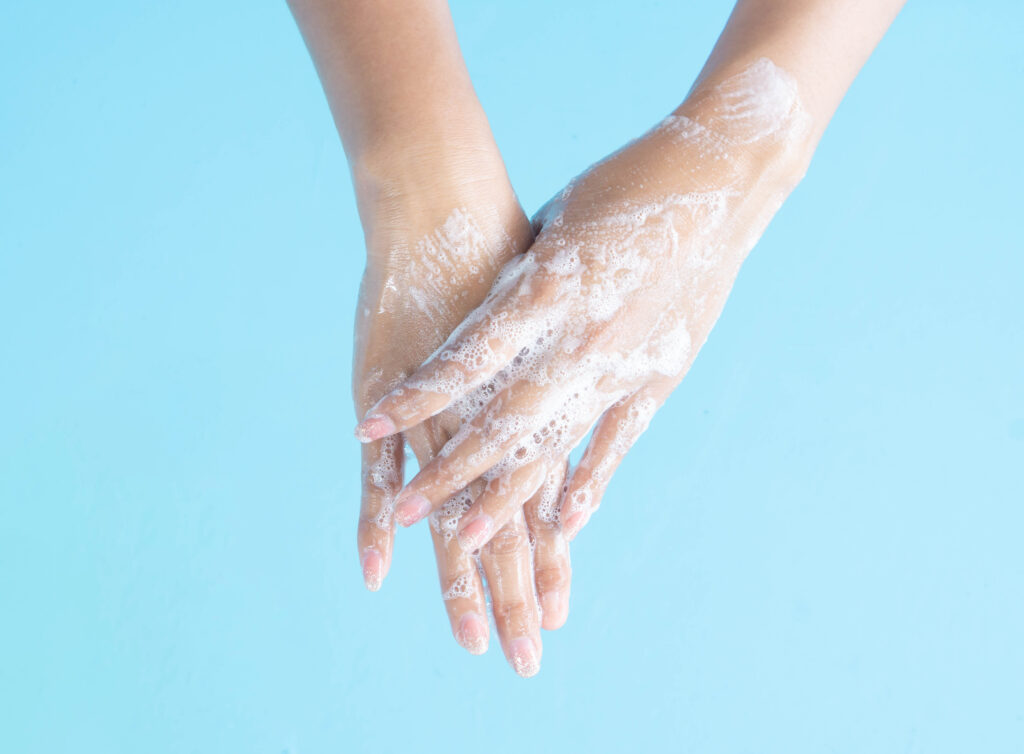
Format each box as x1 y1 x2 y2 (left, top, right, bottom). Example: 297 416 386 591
365 435 401 529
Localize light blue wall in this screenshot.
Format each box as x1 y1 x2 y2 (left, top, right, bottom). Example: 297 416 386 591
2 1 1022 751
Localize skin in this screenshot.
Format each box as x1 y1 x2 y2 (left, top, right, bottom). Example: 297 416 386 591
356 0 906 553
288 0 572 676
291 0 905 676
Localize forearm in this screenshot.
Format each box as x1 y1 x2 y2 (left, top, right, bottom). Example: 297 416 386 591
680 0 905 171
288 0 498 180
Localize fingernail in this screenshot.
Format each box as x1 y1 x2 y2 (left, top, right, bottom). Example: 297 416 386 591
508 637 540 678
457 514 493 552
361 547 383 592
562 512 586 541
456 613 489 655
540 590 565 626
354 413 396 443
394 493 431 527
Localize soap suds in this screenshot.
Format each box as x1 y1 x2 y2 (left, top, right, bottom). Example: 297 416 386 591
365 435 401 529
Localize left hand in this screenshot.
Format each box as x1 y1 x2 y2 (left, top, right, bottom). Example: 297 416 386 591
356 58 814 550
351 140 573 675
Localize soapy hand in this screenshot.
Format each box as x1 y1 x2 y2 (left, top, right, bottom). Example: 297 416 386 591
352 145 574 675
357 59 813 550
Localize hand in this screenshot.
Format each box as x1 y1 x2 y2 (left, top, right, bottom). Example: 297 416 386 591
352 139 572 675
356 58 814 549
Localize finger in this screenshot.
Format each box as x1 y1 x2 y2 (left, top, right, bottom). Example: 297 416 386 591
405 422 491 655
453 398 604 549
455 458 551 552
390 382 549 527
357 434 404 591
523 462 572 630
560 390 662 541
481 509 543 678
429 484 491 655
354 255 557 443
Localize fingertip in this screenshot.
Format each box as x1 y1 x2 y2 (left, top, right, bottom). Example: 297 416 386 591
508 636 541 678
455 612 489 655
562 511 586 542
360 547 384 592
393 493 431 527
457 513 493 553
540 590 569 631
354 413 397 443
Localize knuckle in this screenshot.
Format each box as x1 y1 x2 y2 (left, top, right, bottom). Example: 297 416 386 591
359 491 395 530
524 502 558 531
491 599 532 629
483 525 527 558
534 564 571 595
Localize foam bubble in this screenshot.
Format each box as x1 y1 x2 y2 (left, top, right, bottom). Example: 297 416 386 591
365 435 401 529
442 571 477 601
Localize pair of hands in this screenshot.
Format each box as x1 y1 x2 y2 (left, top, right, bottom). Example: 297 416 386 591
352 58 811 677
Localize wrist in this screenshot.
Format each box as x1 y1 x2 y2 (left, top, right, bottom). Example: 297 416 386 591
348 101 511 215
345 89 497 186
351 128 530 277
351 130 506 209
354 138 519 254
672 57 817 192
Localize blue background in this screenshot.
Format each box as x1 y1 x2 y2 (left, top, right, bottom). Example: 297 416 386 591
2 1 1022 751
